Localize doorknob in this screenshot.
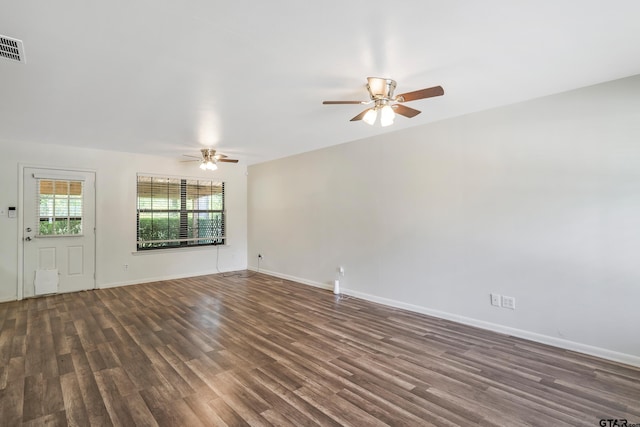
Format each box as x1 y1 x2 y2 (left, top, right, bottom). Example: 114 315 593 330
24 236 32 241
26 227 32 232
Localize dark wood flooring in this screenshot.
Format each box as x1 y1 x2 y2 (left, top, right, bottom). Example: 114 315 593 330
0 272 639 426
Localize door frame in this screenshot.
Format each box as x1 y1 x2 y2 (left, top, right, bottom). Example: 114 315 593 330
17 164 97 300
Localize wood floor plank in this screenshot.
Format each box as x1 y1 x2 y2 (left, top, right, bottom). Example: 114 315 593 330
183 388 229 427
206 397 251 427
69 350 113 426
332 357 483 426
336 386 435 427
294 385 391 427
60 372 91 427
94 369 137 426
139 385 206 427
21 410 68 427
0 323 15 367
252 367 344 427
206 370 272 426
0 378 24 426
22 374 65 423
233 368 318 427
1 272 639 426
122 391 159 427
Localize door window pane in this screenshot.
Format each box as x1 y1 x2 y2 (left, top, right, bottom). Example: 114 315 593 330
37 179 84 236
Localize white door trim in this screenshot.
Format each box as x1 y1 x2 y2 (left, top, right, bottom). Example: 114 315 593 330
17 163 97 300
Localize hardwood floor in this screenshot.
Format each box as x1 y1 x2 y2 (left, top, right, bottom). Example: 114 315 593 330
0 273 639 426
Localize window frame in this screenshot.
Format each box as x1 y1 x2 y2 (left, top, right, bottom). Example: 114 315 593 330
136 175 225 251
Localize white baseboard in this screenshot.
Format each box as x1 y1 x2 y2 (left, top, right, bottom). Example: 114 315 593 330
98 267 246 289
249 267 333 291
248 267 640 368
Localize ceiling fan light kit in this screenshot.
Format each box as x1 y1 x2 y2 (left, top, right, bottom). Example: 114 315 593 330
362 108 377 125
323 77 444 127
380 104 395 127
200 161 218 171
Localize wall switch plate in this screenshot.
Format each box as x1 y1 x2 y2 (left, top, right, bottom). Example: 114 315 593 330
490 293 501 307
502 295 516 310
338 266 345 276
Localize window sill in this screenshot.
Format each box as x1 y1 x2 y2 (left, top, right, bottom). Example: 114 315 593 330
131 244 231 255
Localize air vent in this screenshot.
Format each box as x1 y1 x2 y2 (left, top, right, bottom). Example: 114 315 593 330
0 35 25 63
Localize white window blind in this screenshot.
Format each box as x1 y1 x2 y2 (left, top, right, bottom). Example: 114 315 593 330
136 175 225 250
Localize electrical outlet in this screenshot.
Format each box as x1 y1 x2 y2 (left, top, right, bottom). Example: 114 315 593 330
502 295 516 310
490 293 501 307
123 264 129 271
258 254 263 260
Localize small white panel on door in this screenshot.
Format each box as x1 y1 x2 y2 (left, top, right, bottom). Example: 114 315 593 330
68 246 84 275
38 247 57 270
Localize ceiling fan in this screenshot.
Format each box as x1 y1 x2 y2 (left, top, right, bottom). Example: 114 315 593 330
323 77 444 127
181 148 239 171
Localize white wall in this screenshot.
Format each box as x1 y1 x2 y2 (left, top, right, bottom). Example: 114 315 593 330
0 141 248 302
248 74 640 365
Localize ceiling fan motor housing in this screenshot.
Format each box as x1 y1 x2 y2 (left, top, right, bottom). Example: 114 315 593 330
367 77 397 100
201 148 217 161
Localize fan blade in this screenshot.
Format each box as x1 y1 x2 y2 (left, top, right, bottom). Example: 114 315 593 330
180 159 200 163
396 85 444 102
182 154 201 159
350 108 371 121
323 100 366 105
217 158 239 163
214 154 228 159
392 104 421 118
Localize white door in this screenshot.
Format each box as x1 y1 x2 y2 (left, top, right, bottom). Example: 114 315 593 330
22 168 96 297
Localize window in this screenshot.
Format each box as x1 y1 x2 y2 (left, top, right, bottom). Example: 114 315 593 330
136 175 225 250
37 179 84 236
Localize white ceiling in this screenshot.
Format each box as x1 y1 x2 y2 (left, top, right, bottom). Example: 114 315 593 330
2 1 640 165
